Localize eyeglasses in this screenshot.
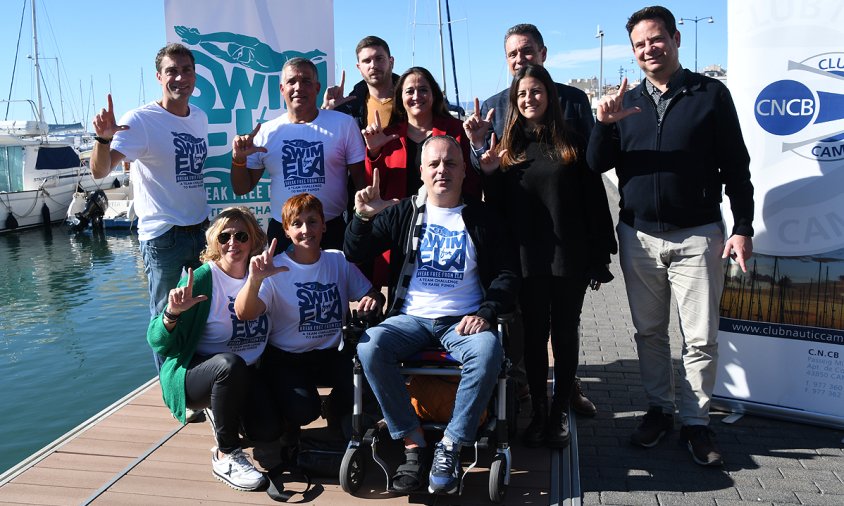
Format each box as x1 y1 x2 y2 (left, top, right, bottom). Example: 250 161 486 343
217 231 249 244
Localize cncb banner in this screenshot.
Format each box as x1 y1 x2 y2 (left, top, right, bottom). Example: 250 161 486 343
715 0 844 428
164 0 334 229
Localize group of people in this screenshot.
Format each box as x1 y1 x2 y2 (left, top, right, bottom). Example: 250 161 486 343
90 3 754 498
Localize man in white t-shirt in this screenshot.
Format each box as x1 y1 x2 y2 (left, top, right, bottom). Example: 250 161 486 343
231 57 367 253
90 43 209 323
344 135 519 495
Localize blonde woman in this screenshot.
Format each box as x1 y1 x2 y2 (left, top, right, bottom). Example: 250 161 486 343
147 207 280 491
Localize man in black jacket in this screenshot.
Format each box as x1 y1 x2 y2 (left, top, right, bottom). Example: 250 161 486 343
322 35 400 129
588 5 754 467
345 135 518 495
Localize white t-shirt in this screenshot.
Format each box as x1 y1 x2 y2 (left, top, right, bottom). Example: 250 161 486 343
258 249 371 353
113 102 210 241
403 204 483 318
246 110 365 222
195 262 270 365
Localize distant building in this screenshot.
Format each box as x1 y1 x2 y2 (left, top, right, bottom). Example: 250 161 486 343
701 64 728 84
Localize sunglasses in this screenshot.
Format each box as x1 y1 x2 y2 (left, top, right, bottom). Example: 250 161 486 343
217 231 249 244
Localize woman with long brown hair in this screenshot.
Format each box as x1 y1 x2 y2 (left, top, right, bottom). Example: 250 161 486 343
476 64 616 448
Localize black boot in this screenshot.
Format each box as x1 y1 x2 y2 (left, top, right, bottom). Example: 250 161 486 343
522 398 547 447
546 400 571 448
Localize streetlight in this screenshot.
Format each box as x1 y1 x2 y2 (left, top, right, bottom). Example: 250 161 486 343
596 25 604 98
678 16 714 73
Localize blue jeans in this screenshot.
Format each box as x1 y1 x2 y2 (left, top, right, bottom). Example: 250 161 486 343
140 225 205 370
356 314 503 446
139 225 206 318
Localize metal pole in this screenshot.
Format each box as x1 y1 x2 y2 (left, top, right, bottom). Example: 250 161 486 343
436 0 447 99
596 26 604 98
31 0 45 125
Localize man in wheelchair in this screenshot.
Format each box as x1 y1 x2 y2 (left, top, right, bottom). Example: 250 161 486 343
344 135 519 495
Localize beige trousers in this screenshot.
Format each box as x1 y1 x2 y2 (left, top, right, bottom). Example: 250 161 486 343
618 222 725 425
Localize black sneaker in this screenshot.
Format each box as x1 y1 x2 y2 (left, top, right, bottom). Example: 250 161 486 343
630 407 674 447
680 425 723 466
428 440 461 495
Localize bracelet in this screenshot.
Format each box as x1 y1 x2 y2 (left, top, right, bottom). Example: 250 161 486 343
354 210 372 222
231 158 247 167
163 309 181 321
93 135 112 144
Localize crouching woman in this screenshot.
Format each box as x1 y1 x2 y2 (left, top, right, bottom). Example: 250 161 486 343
147 206 281 492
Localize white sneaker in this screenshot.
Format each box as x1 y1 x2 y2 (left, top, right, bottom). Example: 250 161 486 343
211 447 266 491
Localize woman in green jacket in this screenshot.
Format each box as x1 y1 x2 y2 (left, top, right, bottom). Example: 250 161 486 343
147 206 279 492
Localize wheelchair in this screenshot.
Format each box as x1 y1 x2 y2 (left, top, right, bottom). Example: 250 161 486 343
338 310 516 502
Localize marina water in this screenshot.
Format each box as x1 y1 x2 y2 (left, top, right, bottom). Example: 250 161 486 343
0 224 153 475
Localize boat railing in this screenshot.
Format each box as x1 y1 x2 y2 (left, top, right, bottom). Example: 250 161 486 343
0 100 49 138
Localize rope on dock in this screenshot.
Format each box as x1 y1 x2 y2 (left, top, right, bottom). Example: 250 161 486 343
80 409 189 505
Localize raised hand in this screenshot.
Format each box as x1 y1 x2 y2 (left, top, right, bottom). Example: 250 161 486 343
361 110 398 156
248 238 289 282
354 168 400 218
463 97 495 149
166 268 208 316
92 94 129 139
596 77 641 124
322 70 357 110
232 123 268 162
478 133 508 175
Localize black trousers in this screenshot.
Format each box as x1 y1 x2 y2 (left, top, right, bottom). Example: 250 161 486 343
520 276 589 406
184 352 282 453
266 215 346 255
259 345 354 427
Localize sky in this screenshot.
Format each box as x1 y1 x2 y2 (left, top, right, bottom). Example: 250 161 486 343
1 0 729 127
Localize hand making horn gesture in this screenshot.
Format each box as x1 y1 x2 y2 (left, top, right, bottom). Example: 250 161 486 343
166 268 208 316
322 70 357 110
361 110 398 156
92 94 129 139
248 238 290 282
463 97 495 149
477 132 508 176
354 168 400 219
232 123 268 163
596 77 641 124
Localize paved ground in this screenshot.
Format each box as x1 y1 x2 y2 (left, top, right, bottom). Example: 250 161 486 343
573 179 844 506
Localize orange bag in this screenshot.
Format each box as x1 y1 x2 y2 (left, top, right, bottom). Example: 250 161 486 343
406 375 487 425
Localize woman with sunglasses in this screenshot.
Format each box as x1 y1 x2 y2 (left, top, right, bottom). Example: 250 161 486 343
474 65 616 449
147 206 281 492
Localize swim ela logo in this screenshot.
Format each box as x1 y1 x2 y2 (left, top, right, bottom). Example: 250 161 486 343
754 52 844 162
296 281 342 332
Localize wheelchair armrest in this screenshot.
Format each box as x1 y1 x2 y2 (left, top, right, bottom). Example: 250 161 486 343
497 312 515 325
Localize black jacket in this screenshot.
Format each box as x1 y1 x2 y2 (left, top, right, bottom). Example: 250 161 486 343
335 74 401 129
484 135 617 280
587 69 754 237
344 192 520 323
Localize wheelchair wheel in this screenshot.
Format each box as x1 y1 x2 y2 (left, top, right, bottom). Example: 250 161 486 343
488 453 508 502
339 447 366 494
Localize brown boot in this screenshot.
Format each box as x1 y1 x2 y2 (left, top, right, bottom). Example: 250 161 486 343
570 377 597 417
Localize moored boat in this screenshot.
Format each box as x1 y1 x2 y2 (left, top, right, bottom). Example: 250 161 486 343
0 116 120 233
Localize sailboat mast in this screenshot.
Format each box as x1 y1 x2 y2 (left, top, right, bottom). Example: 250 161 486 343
436 0 447 99
31 0 45 125
445 0 460 108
